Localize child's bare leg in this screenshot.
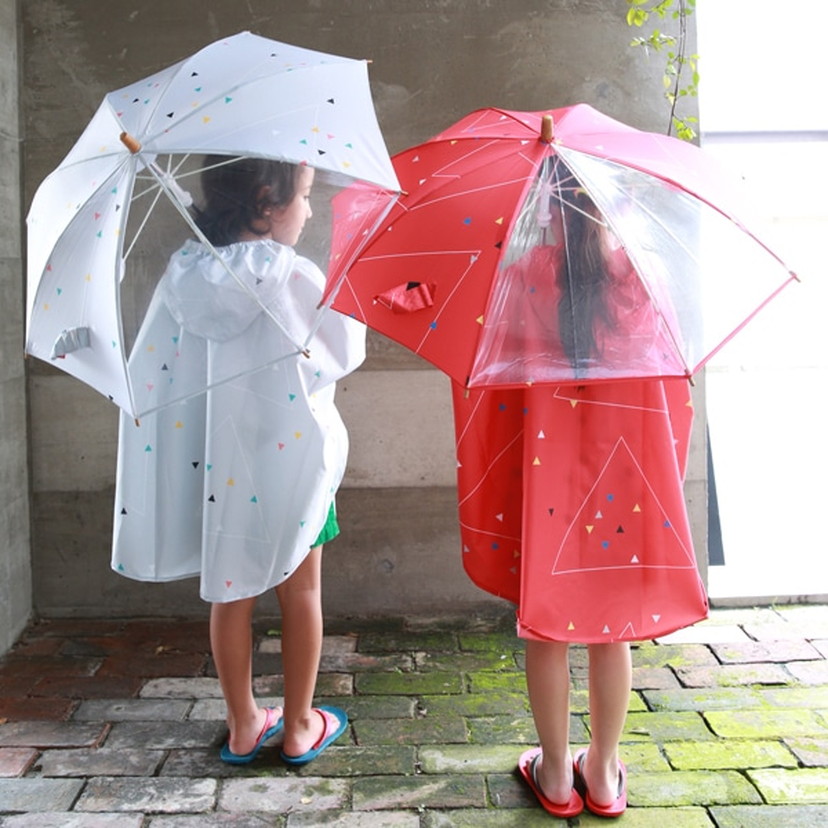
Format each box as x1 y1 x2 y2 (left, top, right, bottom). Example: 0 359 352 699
584 641 631 805
525 639 574 803
211 596 274 754
276 544 324 757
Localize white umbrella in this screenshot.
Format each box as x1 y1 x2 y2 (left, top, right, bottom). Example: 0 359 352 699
25 31 399 417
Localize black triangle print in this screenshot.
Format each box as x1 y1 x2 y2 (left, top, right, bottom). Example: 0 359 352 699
495 241 503 249
121 508 127 515
256 277 263 285
317 149 327 156
161 364 168 371
327 98 335 104
191 71 199 77
166 112 175 119
208 494 216 503
617 525 625 533
192 461 200 469
548 508 555 516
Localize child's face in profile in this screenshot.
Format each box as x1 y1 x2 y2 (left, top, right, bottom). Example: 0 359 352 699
268 165 315 247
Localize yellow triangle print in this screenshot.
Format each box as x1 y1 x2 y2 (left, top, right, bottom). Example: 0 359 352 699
532 456 541 466
633 503 642 513
568 621 576 631
586 525 594 534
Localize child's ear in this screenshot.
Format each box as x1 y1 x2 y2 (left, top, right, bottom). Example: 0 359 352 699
254 185 273 217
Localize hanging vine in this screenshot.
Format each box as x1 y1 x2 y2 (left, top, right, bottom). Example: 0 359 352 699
626 0 700 141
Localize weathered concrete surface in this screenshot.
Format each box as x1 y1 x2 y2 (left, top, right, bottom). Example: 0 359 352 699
0 0 32 654
14 0 704 621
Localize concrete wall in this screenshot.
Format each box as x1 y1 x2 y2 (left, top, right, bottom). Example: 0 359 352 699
0 0 33 652
19 1 705 622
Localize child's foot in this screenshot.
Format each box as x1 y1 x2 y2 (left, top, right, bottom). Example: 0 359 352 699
220 706 284 764
280 705 348 765
573 748 627 817
518 747 584 818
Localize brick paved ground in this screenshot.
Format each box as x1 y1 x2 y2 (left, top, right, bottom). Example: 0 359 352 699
1 604 827 826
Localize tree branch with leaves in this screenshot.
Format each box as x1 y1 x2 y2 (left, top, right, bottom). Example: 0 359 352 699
626 0 700 141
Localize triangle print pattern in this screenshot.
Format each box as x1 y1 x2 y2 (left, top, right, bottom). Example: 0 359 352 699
551 436 696 577
451 378 708 645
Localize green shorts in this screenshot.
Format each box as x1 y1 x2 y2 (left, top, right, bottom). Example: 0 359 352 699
312 502 339 547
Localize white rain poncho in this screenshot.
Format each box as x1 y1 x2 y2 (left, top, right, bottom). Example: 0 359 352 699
112 239 365 602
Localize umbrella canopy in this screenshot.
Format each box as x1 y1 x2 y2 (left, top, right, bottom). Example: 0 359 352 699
323 104 797 387
26 31 399 418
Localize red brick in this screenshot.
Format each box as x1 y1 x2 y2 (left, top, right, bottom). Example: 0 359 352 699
0 675 39 698
0 697 77 721
122 618 210 652
5 637 64 658
0 747 38 777
95 652 207 678
0 657 101 679
33 675 144 700
26 619 127 638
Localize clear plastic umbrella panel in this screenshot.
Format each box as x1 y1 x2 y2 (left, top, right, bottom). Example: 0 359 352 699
25 32 400 418
323 105 798 388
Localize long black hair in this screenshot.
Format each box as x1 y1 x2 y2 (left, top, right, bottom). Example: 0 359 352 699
193 156 300 247
556 186 613 370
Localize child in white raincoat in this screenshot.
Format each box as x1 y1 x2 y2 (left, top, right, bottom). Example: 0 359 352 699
113 157 364 764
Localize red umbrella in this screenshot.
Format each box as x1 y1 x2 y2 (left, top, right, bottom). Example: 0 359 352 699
323 104 797 388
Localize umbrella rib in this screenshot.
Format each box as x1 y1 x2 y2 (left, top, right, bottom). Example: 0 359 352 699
409 176 533 212
132 54 348 155
602 192 695 374
414 253 482 353
135 351 303 420
558 155 695 374
143 161 309 357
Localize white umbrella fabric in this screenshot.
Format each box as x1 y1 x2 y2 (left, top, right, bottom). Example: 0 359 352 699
25 31 399 417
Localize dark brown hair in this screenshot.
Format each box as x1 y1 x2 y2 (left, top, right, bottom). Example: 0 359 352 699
194 155 301 246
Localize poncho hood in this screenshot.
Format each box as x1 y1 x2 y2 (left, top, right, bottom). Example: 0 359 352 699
160 239 300 342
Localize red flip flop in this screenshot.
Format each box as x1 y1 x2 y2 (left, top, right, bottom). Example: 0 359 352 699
573 748 628 817
518 747 584 818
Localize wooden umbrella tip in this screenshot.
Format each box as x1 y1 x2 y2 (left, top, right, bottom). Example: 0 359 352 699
119 131 142 154
540 114 554 143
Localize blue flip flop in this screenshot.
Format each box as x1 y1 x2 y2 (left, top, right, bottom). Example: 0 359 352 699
280 705 348 765
220 706 284 764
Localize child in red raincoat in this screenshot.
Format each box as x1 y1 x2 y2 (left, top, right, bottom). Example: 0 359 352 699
452 186 708 817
